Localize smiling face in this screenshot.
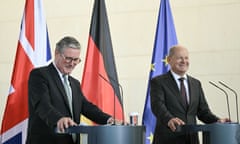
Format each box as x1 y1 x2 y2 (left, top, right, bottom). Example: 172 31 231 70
54 47 81 75
167 45 189 76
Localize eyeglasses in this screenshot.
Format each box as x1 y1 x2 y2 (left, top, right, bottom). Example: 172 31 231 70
61 54 81 64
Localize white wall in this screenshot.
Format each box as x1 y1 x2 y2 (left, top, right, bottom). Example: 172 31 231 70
1 0 240 127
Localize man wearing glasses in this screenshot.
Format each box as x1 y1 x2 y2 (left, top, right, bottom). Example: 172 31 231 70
26 36 113 144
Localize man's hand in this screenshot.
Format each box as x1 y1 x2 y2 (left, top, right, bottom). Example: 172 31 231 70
107 117 125 125
57 117 77 133
167 117 185 132
217 118 231 123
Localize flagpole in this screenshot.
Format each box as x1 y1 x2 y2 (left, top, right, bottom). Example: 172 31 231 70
142 0 178 144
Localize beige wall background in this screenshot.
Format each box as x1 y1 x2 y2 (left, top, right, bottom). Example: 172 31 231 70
1 0 240 127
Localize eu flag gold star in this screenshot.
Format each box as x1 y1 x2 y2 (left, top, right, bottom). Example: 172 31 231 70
162 55 168 66
151 63 156 71
147 132 154 144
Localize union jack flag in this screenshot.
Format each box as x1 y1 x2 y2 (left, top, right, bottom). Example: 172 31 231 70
0 0 51 143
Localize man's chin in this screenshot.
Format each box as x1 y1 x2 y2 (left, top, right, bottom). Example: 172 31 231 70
65 70 72 75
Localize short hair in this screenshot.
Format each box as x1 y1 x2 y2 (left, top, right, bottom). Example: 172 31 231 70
56 36 81 53
168 45 177 57
168 45 186 57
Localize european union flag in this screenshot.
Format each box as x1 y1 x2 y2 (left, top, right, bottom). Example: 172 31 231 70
142 0 178 144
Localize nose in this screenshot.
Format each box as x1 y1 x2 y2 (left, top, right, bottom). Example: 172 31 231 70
69 60 76 66
181 57 188 63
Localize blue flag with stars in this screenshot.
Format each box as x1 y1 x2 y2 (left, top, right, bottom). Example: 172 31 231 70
142 0 178 144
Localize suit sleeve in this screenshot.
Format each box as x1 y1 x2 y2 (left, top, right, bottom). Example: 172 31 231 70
28 69 63 128
196 82 219 123
70 79 111 125
150 77 174 126
81 96 111 124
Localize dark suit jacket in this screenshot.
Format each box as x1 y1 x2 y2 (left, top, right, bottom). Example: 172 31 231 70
150 71 219 144
26 63 111 144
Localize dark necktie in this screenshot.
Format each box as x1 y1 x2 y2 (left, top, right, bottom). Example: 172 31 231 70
179 77 188 107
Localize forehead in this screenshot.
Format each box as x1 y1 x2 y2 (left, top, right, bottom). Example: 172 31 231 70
62 47 80 56
63 47 80 52
172 47 188 57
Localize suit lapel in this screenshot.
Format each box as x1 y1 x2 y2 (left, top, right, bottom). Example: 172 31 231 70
48 63 73 115
187 76 193 109
68 77 79 120
167 72 188 110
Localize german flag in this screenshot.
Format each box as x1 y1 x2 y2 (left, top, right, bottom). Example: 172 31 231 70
81 0 123 124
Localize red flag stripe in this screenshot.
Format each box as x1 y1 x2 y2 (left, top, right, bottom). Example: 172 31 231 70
82 37 123 119
0 0 51 143
25 0 35 50
1 43 33 132
81 0 124 123
88 0 123 107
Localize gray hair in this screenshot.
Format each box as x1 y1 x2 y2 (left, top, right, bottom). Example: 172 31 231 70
56 36 81 53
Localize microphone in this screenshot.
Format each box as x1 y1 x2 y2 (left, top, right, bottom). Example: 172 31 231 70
218 81 239 123
209 81 231 120
98 73 125 125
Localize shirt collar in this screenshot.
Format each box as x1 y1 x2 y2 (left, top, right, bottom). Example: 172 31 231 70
53 62 66 81
170 70 187 81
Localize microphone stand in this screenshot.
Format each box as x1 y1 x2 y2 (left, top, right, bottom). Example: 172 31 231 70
209 81 231 120
99 74 125 125
219 81 239 123
117 81 125 125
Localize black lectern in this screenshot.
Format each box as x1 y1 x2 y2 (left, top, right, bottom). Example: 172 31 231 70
64 125 145 144
176 123 240 144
